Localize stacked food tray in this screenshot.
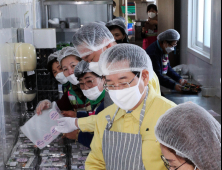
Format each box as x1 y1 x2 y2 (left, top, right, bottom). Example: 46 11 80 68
6 131 90 170
181 83 201 94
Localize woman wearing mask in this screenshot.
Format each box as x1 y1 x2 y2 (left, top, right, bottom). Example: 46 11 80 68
113 0 117 19
47 51 70 93
65 60 106 147
106 19 129 43
146 29 187 92
36 47 90 119
155 102 221 170
142 4 158 50
55 44 177 170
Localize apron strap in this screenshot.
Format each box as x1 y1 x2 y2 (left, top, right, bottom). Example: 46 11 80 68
138 88 149 134
105 107 119 130
105 87 149 132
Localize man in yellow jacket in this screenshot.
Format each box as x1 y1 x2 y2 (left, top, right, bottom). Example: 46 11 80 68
56 44 176 170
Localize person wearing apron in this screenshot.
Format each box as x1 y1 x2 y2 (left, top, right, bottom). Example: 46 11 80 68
55 44 176 170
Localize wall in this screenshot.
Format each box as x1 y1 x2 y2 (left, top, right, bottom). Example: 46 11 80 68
0 0 40 168
180 0 221 98
156 0 174 34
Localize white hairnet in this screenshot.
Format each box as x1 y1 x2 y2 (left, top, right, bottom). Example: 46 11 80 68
157 29 180 41
106 19 128 35
115 17 125 23
72 22 115 58
47 51 60 63
74 60 92 78
98 44 154 79
57 47 80 65
155 102 221 170
95 21 106 25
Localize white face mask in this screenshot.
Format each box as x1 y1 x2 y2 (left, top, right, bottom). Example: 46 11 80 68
113 7 116 13
55 72 68 84
66 74 79 85
89 62 103 76
148 12 156 19
165 46 175 54
108 73 146 110
82 86 103 101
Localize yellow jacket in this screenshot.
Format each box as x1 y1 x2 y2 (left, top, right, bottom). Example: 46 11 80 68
150 71 161 95
85 85 176 170
78 73 161 132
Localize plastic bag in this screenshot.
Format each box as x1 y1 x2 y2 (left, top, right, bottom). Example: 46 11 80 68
20 102 64 149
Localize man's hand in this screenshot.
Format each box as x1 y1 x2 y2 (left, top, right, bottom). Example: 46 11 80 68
61 110 77 118
55 117 79 133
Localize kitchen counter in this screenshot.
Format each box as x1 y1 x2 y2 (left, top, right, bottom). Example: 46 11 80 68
163 89 221 124
161 78 221 124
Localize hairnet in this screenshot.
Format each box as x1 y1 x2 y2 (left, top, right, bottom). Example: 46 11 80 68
47 51 60 63
57 47 80 65
157 29 180 41
74 60 92 78
98 44 154 79
72 22 115 58
95 21 106 25
115 17 125 23
106 19 128 35
155 102 221 170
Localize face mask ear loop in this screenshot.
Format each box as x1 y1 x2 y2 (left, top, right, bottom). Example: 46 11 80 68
194 166 197 170
138 71 147 95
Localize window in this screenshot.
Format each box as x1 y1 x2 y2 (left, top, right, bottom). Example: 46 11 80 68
188 0 212 62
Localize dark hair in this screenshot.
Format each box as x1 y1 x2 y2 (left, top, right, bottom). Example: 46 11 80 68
132 71 140 78
77 72 101 81
166 40 176 45
107 25 129 43
147 4 158 13
61 55 82 67
168 148 196 167
47 58 58 78
113 0 116 7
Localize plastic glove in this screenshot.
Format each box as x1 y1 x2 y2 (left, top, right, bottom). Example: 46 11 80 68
179 79 188 86
55 117 79 133
35 100 52 115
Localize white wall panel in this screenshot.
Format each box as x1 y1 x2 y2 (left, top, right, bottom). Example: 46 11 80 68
180 0 221 98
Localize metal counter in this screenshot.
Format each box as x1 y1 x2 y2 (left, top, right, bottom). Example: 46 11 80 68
162 90 221 124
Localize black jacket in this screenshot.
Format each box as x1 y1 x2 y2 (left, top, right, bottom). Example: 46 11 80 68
146 41 182 90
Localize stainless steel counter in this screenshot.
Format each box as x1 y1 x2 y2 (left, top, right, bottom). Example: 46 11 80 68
163 91 221 124
161 78 221 123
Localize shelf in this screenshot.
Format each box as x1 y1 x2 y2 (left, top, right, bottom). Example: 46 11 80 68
55 28 80 33
44 0 113 5
128 14 136 16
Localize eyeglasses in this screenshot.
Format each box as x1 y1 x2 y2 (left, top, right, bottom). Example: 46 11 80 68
104 73 139 91
161 155 187 170
168 43 177 48
78 77 101 89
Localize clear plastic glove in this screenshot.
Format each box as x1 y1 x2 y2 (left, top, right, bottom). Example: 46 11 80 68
35 100 52 115
179 79 188 86
175 84 182 92
55 117 79 133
